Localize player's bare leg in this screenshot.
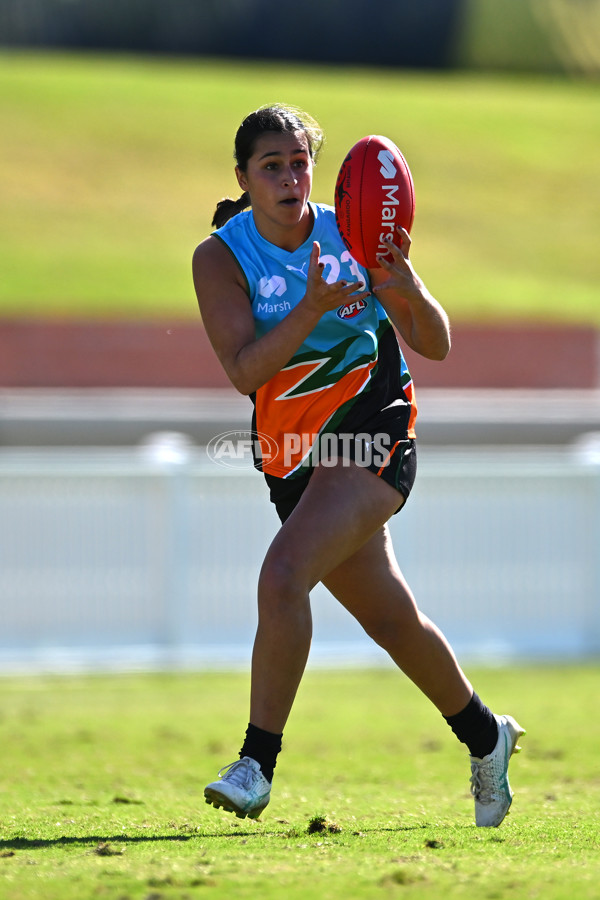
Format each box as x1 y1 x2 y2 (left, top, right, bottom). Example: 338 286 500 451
249 460 403 734
323 528 525 827
204 460 401 819
322 525 473 716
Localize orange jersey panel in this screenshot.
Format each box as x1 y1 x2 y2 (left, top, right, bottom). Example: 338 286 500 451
255 359 377 477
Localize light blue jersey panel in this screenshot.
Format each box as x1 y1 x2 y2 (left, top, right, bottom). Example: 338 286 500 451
214 202 390 375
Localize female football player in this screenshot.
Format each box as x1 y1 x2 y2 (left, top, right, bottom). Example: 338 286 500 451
192 104 524 827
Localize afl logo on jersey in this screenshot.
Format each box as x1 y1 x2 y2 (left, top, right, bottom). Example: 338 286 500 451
337 298 368 320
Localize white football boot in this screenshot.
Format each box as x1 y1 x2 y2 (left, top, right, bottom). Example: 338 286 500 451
204 757 271 819
470 714 526 827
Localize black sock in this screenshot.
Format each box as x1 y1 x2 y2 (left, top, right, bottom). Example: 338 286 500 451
239 723 282 783
443 692 499 758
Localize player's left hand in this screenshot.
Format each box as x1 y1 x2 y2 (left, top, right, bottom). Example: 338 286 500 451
371 226 424 303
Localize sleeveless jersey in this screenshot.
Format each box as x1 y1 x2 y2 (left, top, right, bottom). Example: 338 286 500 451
212 202 417 479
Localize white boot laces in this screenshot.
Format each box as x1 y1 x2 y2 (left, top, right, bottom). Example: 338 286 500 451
218 758 255 789
470 758 494 804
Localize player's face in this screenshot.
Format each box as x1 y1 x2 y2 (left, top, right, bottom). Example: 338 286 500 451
236 130 313 238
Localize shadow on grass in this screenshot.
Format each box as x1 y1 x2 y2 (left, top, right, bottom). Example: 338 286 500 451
0 835 195 851
0 822 467 852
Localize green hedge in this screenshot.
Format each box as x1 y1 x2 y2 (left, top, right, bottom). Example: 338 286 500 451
454 0 600 75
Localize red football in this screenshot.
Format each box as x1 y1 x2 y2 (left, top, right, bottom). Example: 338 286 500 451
334 135 415 269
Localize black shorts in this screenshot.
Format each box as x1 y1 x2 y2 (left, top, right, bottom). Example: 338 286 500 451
264 435 417 524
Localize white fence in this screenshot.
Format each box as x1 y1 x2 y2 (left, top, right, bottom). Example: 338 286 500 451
1 441 599 671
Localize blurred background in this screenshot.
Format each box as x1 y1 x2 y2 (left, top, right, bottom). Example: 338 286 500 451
1 0 599 672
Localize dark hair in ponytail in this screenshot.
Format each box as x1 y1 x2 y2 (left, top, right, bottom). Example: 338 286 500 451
211 103 324 229
212 191 251 229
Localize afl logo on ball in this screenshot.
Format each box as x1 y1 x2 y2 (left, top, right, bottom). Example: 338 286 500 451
337 298 368 320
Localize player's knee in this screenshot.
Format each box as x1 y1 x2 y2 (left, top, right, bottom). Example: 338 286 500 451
359 607 422 649
258 552 307 610
360 617 398 649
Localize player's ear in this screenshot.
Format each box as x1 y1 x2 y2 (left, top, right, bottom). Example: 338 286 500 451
235 166 248 192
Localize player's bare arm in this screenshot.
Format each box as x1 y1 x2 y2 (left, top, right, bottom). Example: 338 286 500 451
370 227 451 361
193 238 370 395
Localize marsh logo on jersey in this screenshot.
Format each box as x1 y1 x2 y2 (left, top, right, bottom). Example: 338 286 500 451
337 298 368 320
257 275 287 298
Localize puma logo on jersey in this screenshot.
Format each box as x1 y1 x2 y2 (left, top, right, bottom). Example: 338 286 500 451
285 262 308 278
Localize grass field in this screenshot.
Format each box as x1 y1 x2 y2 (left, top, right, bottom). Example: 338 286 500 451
1 665 599 899
1 51 599 324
